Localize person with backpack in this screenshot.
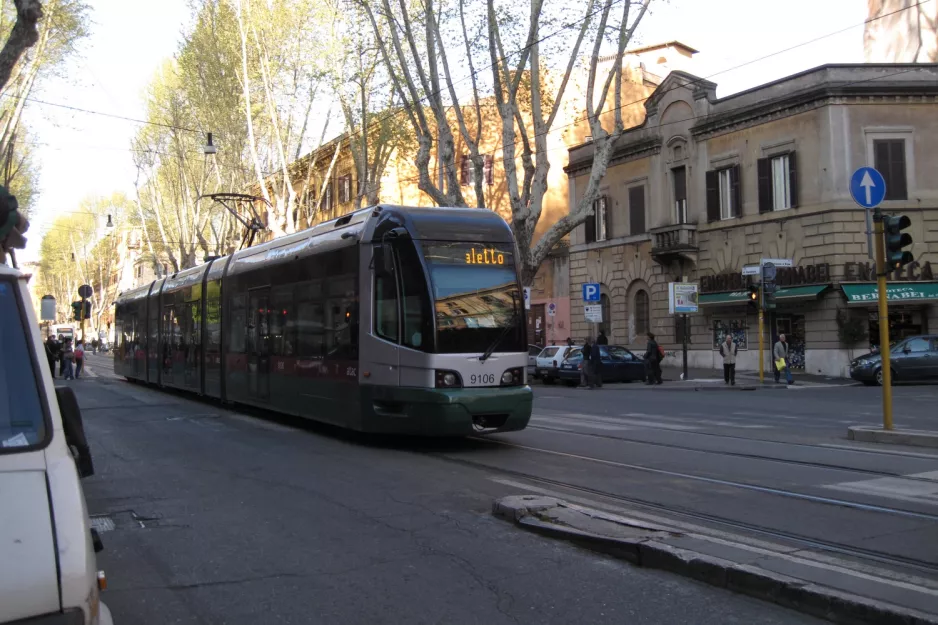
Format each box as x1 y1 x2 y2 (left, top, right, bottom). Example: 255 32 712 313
74 340 85 378
588 340 603 389
643 332 663 385
720 333 738 385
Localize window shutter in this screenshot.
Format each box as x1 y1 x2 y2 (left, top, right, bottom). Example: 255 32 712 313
730 165 742 217
460 156 469 186
787 151 798 208
890 141 907 200
599 196 609 240
705 170 720 222
585 211 596 244
629 186 645 235
484 155 493 185
757 158 771 213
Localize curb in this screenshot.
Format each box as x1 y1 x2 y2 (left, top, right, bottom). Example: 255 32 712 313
848 425 938 449
492 496 938 625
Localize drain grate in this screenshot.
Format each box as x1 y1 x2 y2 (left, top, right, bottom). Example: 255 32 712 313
89 515 115 533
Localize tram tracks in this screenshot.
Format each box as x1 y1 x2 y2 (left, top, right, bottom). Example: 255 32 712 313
526 421 938 483
427 437 938 576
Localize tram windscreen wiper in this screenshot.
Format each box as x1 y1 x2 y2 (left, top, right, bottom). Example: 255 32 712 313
479 314 517 362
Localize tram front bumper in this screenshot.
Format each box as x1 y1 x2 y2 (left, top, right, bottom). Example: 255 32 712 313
362 385 533 435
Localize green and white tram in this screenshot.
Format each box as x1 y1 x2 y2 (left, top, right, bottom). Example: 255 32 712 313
113 205 532 435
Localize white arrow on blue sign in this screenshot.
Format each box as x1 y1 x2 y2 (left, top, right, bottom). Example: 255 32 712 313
850 167 887 209
582 283 600 302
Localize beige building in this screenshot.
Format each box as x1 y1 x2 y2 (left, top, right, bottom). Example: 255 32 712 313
565 64 938 377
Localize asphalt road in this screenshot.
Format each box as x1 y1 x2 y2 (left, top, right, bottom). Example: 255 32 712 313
71 353 831 625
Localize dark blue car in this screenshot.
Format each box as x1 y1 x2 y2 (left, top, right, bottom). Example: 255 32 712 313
557 345 647 386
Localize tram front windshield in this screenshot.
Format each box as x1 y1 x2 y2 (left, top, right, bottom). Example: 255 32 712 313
422 241 525 354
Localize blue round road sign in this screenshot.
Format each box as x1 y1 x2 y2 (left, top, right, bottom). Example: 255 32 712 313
850 167 886 209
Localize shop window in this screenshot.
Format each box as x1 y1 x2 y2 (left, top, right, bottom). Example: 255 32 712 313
712 319 747 350
758 152 798 212
628 185 645 235
585 196 608 243
634 290 649 336
706 165 741 221
873 139 908 200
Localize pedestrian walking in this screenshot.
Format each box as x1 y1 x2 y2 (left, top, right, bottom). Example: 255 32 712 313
773 333 794 385
91 338 99 354
74 341 85 378
44 336 59 379
580 338 592 388
62 341 75 380
589 340 603 389
643 332 663 385
720 334 738 385
596 330 608 345
58 334 67 377
566 337 574 347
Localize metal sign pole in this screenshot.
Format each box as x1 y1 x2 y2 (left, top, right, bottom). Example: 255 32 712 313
758 289 765 384
682 313 688 381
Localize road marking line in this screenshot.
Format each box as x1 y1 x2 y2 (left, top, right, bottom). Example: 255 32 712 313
819 443 938 460
823 471 938 506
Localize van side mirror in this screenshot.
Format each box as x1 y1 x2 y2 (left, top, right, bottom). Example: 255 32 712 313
54 386 94 478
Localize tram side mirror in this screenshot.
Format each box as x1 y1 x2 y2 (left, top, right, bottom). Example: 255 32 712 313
55 386 94 478
374 244 395 276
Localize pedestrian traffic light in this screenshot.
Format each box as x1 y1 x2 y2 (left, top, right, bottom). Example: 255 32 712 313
747 284 759 309
883 214 913 269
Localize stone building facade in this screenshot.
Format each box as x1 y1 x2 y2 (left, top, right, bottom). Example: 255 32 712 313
564 64 938 377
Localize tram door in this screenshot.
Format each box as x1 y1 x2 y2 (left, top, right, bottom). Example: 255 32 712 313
247 289 271 400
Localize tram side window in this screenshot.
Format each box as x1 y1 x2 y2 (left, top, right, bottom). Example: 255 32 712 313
270 287 295 356
326 273 358 358
296 301 324 358
229 295 246 353
375 263 399 343
205 281 221 354
397 242 433 350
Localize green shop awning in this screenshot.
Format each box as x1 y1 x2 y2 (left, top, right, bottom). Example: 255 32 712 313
842 282 938 305
698 284 830 307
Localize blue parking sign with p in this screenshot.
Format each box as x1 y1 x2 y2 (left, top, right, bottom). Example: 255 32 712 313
582 283 600 302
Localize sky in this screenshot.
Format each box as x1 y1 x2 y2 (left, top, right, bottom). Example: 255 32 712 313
20 0 869 263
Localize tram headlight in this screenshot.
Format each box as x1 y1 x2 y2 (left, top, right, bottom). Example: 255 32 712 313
500 368 523 386
435 370 462 388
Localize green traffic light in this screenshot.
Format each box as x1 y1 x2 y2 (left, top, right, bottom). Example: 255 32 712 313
883 214 913 269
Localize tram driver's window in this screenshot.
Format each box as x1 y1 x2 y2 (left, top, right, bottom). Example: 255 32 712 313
375 259 399 343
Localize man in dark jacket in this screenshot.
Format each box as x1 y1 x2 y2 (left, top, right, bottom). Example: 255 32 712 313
589 341 603 388
580 338 591 387
45 335 59 378
643 332 662 385
596 330 608 345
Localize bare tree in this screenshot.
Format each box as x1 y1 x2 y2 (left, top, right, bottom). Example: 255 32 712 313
360 0 652 284
0 0 43 91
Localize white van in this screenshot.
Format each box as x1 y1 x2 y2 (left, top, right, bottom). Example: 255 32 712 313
0 262 113 624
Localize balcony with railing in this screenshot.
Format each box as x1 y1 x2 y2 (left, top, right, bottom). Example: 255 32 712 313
649 223 698 264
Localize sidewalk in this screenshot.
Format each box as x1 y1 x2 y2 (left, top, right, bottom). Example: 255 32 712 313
660 365 855 387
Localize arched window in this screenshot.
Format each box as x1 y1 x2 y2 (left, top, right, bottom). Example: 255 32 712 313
635 290 649 336
599 293 611 338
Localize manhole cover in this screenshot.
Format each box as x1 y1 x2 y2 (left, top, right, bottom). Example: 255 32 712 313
89 515 115 533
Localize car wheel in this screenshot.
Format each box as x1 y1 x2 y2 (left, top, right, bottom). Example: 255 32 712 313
874 368 896 386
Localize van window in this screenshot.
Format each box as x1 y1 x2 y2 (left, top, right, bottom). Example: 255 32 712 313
0 280 46 451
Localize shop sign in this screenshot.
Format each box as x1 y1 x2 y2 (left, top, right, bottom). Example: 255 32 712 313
843 260 934 283
701 263 831 294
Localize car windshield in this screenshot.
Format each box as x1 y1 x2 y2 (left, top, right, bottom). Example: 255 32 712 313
0 279 46 451
606 346 632 359
422 241 525 354
539 347 559 358
565 348 583 361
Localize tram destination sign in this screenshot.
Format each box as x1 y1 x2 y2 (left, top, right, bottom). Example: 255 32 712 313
423 243 512 266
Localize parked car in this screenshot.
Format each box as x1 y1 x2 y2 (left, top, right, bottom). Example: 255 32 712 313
850 335 938 385
556 345 647 386
534 345 579 384
527 345 542 378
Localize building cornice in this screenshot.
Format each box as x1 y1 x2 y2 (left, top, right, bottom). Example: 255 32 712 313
565 136 661 177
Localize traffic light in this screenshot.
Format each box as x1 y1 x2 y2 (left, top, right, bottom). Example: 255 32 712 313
883 214 913 270
763 287 776 311
84 301 92 317
71 301 82 321
747 284 759 310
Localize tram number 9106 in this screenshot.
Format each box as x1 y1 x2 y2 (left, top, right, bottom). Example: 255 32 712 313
469 373 496 386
